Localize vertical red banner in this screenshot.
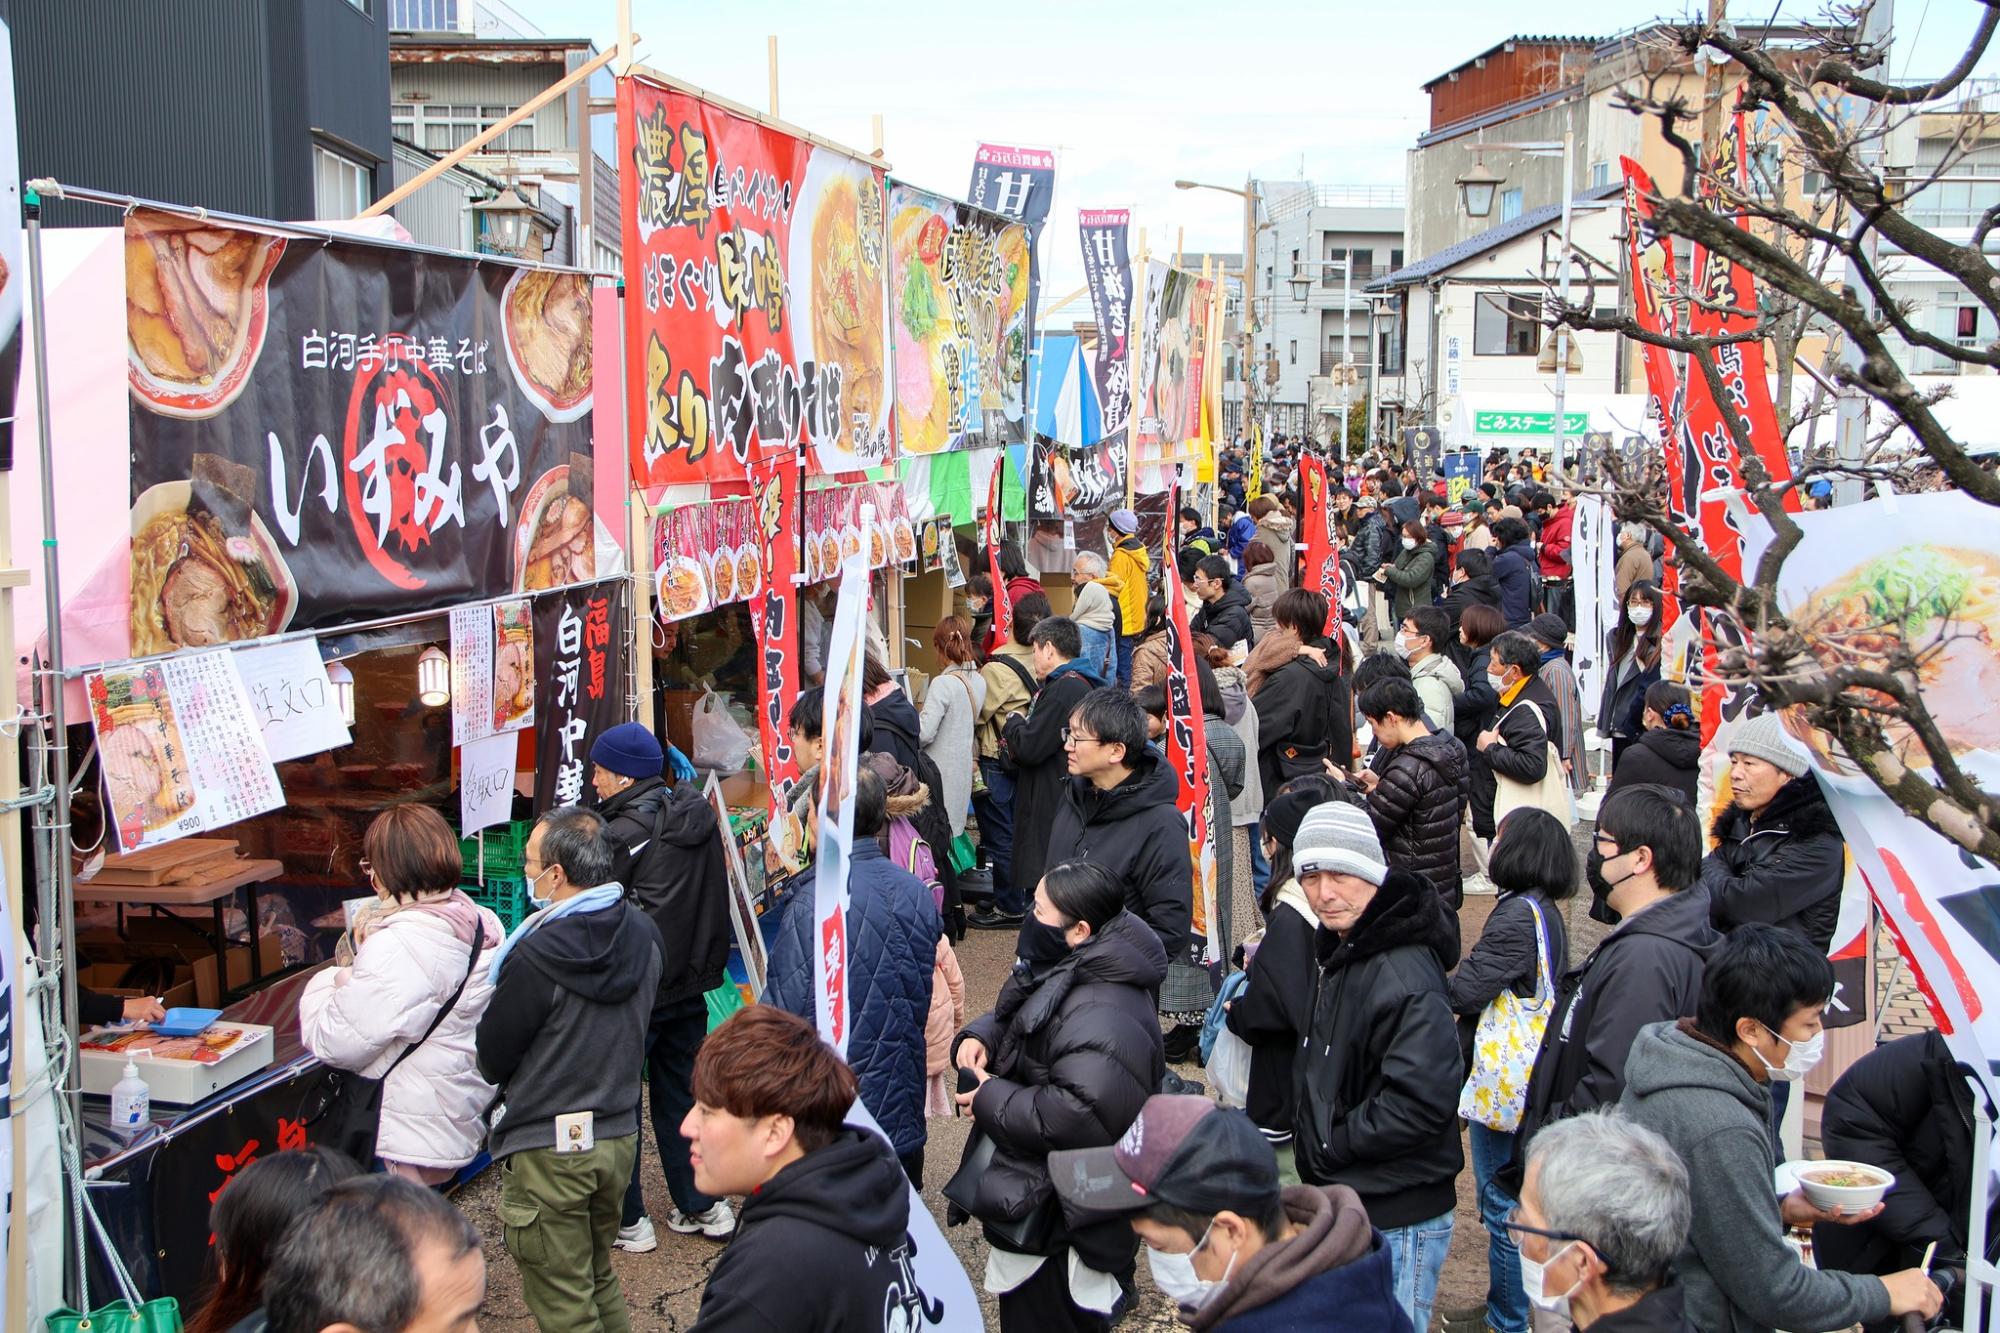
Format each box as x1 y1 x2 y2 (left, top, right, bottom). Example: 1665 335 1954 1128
1162 488 1217 960
749 457 803 819
1297 453 1344 635
984 461 1011 641
1621 158 1688 637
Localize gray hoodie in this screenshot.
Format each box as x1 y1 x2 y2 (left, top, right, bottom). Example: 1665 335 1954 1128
1408 652 1463 735
1619 1020 1890 1333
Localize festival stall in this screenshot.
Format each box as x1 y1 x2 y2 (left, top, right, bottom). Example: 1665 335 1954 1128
9 194 633 1309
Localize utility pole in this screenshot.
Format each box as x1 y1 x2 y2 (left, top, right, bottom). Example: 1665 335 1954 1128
1831 0 1894 506
1241 180 1258 452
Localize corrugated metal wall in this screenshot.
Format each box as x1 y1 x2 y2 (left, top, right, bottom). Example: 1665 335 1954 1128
390 59 568 151
391 142 477 252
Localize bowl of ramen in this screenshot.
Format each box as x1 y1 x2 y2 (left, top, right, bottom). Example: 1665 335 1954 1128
735 544 763 600
515 467 595 591
657 556 709 621
126 214 286 419
129 477 297 656
892 515 917 564
500 268 594 423
840 524 862 565
710 548 737 604
1797 1161 1893 1212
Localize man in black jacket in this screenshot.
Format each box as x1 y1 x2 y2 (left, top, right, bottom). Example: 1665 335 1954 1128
476 808 664 1333
1000 615 1104 905
1190 554 1255 650
588 722 737 1250
1350 678 1470 911
1701 713 1846 952
1506 785 1721 1196
1044 687 1194 963
683 1006 944 1333
1439 548 1504 635
1815 1031 1993 1333
1287 799 1462 1333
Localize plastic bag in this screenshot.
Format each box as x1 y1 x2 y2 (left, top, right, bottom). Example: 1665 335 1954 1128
1206 1026 1252 1109
690 687 754 773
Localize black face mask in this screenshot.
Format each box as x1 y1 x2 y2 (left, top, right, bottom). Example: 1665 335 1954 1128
1586 844 1638 925
1016 915 1075 965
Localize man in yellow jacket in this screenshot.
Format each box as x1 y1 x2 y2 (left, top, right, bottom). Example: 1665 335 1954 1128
1107 508 1151 687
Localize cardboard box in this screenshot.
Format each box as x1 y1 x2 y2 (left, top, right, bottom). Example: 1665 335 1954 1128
79 1022 274 1105
80 920 284 1008
78 962 198 1011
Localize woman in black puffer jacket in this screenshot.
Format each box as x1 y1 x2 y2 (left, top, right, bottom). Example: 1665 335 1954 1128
952 861 1167 1331
1352 678 1471 912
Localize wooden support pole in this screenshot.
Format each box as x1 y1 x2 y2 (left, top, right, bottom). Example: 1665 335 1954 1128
362 42 626 218
767 36 780 119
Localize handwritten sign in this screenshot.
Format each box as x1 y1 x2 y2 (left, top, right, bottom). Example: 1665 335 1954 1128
459 730 518 837
230 641 351 763
449 604 495 747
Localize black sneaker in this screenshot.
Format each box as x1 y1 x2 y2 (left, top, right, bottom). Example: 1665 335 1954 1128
1160 1069 1206 1096
967 908 1025 930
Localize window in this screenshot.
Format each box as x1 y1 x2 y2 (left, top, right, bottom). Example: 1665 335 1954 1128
1390 248 1404 271
1500 188 1523 223
389 102 533 153
1289 339 1299 365
1801 167 1828 197
1590 161 1610 189
1748 142 1785 198
388 0 457 29
1379 323 1404 376
1958 306 1981 341
313 145 372 220
1473 292 1540 356
1348 249 1373 283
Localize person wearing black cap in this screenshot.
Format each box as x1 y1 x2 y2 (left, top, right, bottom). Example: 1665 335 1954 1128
1049 1095 1412 1332
1526 614 1586 796
588 722 737 1249
1224 776 1342 1179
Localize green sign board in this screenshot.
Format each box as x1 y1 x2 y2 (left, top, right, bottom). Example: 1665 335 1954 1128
1473 410 1590 436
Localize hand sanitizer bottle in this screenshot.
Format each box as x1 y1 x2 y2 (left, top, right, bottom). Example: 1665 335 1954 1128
110 1051 151 1138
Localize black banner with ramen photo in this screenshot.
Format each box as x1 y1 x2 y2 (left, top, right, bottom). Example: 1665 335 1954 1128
126 209 598 654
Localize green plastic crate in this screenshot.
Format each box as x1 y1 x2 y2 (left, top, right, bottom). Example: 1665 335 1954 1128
460 821 532 880
464 877 529 932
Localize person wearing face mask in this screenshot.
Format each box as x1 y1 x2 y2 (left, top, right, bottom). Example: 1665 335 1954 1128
1471 631 1567 833
1049 1096 1412 1332
1620 926 1944 1333
1597 582 1664 772
1377 519 1437 624
1503 785 1721 1199
1511 1110 1695 1332
1287 801 1463 1332
1397 606 1462 734
951 860 1168 1331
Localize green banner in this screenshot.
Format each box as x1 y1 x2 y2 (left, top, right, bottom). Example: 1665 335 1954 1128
1474 410 1590 436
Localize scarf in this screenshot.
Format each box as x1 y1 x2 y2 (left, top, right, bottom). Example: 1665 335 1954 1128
488 882 625 979
1539 646 1566 667
1245 625 1303 697
339 889 495 968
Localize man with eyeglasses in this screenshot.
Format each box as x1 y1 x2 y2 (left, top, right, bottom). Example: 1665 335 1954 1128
1510 1110 1694 1330
1503 785 1720 1199
1041 688 1193 969
998 614 1106 921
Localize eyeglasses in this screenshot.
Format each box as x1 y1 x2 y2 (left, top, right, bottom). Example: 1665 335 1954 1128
1061 727 1102 749
1504 1208 1584 1248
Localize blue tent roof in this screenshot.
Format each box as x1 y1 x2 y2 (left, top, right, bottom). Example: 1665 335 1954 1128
1029 332 1103 447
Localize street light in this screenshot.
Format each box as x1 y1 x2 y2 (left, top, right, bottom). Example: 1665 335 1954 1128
470 182 554 258
1456 155 1504 219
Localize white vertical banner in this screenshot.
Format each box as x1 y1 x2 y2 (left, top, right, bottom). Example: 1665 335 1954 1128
1571 495 1615 727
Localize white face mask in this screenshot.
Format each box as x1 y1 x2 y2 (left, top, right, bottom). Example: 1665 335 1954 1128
525 864 558 910
1628 604 1655 627
1401 536 1419 551
1487 670 1510 693
1754 1026 1826 1082
1392 632 1411 659
1520 1242 1583 1317
1145 1221 1237 1309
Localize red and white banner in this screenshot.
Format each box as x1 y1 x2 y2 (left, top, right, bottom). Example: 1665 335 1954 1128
749 457 802 823
1297 453 1345 635
1163 491 1217 962
1620 159 1688 635
983 462 1011 642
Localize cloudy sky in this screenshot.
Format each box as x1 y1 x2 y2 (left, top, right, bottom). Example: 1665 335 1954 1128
510 0 1988 316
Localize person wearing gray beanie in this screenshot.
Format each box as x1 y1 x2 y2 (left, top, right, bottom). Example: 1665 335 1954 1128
1288 796 1464 1331
1723 712 1809 779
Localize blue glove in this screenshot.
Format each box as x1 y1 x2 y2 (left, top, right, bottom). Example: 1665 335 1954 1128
666 744 697 783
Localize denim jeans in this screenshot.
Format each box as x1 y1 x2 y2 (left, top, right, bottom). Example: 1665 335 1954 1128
1247 819 1271 899
1381 1210 1455 1333
621 996 716 1226
1469 1121 1529 1333
972 758 1021 913
1075 624 1114 681
1114 635 1135 688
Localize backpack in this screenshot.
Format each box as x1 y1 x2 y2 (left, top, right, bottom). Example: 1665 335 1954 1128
882 815 943 910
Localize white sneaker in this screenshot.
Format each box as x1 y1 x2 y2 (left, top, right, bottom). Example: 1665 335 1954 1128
1463 872 1498 897
668 1201 737 1238
614 1216 658 1253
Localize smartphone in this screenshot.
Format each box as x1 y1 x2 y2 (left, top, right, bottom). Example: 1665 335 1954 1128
956 1066 980 1095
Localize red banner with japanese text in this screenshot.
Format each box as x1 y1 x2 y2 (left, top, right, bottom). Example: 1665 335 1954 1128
1297 453 1344 634
984 461 1011 642
617 76 892 488
1621 159 1689 638
1162 491 1217 962
749 457 802 821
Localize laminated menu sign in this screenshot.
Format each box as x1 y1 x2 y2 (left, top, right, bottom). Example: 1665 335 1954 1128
88 652 284 854
230 639 351 762
449 604 495 747
533 578 627 811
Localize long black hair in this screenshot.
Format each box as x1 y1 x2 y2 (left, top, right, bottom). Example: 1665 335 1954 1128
187 1147 363 1333
1609 580 1664 669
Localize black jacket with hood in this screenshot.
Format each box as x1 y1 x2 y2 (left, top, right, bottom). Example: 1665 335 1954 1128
1448 889 1570 1061
475 897 664 1158
957 910 1168 1269
1439 573 1504 635
1504 885 1722 1191
1606 725 1700 804
688 1127 937 1333
1044 749 1196 960
1252 641 1354 802
867 688 926 776
1292 869 1465 1230
1491 544 1535 627
1226 880 1318 1143
1001 661 1104 901
1366 729 1471 905
1192 580 1256 650
1468 674 1561 838
1701 775 1846 952
599 776 731 1003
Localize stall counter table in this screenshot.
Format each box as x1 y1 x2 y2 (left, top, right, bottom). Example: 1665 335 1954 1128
74 859 285 996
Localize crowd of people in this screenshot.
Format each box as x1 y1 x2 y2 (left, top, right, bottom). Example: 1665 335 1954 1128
168 437 1973 1333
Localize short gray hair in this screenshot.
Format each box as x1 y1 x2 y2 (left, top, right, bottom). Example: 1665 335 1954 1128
1619 521 1648 545
1074 551 1108 577
538 806 614 888
1527 1110 1689 1293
